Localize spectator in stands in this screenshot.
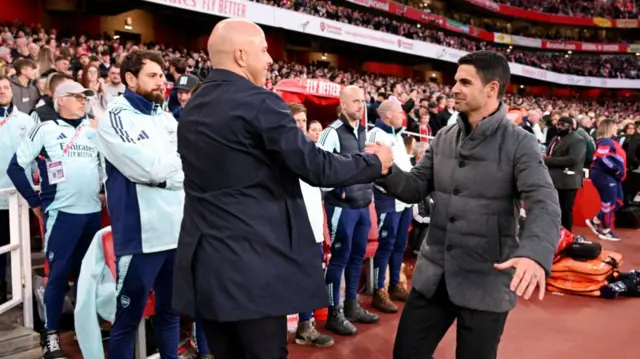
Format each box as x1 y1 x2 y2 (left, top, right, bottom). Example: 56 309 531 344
620 122 636 149
171 74 200 120
319 85 381 336
7 81 102 359
98 52 112 78
389 82 417 128
624 120 640 171
80 64 111 122
103 64 125 97
10 58 39 113
426 102 440 133
96 50 183 359
521 109 545 144
289 102 335 348
435 96 456 130
586 119 627 241
414 110 433 142
0 46 12 68
0 73 37 303
375 51 560 359
31 72 73 123
11 37 30 60
545 110 561 145
307 119 323 143
167 56 186 112
41 56 69 78
368 100 413 314
35 46 55 77
174 19 391 359
544 117 586 231
578 114 596 138
574 117 596 168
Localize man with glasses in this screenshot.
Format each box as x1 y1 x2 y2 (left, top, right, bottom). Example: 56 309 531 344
7 81 102 359
0 73 37 303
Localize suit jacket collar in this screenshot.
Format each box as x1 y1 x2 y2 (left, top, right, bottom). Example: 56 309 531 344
205 68 252 84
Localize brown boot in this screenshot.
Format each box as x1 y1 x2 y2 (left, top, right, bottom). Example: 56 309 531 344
372 288 398 313
389 284 409 302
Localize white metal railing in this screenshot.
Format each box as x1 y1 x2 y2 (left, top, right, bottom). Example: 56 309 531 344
365 122 434 140
0 187 34 329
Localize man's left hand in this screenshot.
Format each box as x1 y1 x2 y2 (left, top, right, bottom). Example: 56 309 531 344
494 257 546 300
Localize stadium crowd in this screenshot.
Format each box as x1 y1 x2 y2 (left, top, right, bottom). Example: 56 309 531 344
3 4 640 80
493 0 639 18
257 0 640 79
0 19 639 124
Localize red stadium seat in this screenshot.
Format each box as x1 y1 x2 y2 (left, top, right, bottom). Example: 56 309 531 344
101 230 156 319
366 202 379 258
363 202 379 295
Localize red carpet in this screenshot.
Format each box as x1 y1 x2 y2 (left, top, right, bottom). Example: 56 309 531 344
62 227 640 358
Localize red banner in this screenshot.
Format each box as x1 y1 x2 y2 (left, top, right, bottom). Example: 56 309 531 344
347 0 632 52
542 41 627 53
274 78 342 98
463 0 638 28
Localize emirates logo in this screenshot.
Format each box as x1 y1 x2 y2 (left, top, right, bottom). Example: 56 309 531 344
320 22 326 32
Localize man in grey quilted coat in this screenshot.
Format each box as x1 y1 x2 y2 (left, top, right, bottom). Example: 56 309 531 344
373 50 561 359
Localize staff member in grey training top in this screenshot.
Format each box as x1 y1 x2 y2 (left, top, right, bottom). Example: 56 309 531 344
372 50 561 359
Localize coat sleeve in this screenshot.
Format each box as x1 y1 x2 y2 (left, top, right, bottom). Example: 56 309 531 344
544 136 586 169
6 122 46 208
375 133 437 204
74 228 114 359
513 133 561 276
255 92 382 188
97 109 183 189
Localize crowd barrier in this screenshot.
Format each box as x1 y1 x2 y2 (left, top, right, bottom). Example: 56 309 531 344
365 122 434 141
0 188 34 330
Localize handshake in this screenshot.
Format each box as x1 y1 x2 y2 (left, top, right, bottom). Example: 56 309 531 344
365 142 394 175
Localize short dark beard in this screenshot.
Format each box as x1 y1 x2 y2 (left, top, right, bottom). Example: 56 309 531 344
136 88 164 105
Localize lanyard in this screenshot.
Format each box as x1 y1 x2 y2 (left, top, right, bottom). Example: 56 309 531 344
548 137 561 156
0 110 13 127
62 126 84 155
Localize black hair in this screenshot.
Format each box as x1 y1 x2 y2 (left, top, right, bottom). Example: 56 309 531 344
120 50 165 87
457 50 510 99
169 57 186 75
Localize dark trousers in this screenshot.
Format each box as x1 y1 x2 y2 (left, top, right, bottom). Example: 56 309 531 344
194 315 209 355
202 316 287 359
324 204 371 307
43 210 102 331
299 242 326 321
556 189 578 231
394 282 508 359
591 169 624 229
374 207 412 289
109 250 180 359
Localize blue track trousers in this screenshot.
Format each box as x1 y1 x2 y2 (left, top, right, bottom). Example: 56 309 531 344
373 207 412 290
108 249 180 359
324 204 371 307
43 210 102 331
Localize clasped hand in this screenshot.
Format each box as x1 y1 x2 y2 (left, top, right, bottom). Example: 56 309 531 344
365 142 393 175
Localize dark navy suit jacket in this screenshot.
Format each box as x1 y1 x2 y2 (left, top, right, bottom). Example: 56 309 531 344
173 69 382 322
